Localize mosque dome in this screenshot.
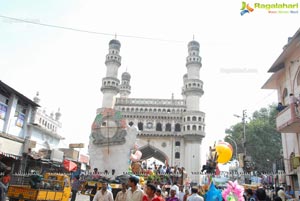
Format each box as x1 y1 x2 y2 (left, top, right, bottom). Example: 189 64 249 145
109 39 121 49
188 40 200 52
122 72 131 80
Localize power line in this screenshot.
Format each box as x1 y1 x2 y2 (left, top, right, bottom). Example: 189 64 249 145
0 15 185 43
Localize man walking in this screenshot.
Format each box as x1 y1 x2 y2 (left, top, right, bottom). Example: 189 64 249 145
186 188 203 201
126 176 144 201
93 182 114 201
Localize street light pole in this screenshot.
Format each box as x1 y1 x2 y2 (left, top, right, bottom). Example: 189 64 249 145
242 110 247 156
234 110 247 156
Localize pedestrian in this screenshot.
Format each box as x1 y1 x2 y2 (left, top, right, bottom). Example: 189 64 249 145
178 185 185 201
166 189 179 201
71 175 81 201
183 189 190 201
142 183 160 201
0 171 11 201
186 187 203 201
126 175 144 201
93 182 113 201
115 183 128 201
155 189 165 201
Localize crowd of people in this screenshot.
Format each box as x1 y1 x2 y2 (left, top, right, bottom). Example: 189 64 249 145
73 175 205 201
71 173 299 201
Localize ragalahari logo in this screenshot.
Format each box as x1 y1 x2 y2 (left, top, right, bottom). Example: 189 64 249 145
240 2 254 15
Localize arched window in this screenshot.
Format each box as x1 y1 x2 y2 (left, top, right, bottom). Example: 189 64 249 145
283 88 288 98
192 125 197 130
175 152 180 159
175 123 181 132
198 117 202 121
198 126 202 131
192 116 197 121
156 123 162 131
138 122 143 131
175 141 180 146
297 71 300 86
165 123 171 132
187 117 191 121
187 125 190 130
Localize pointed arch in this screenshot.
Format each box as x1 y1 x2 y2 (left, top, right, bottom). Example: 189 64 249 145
139 145 168 163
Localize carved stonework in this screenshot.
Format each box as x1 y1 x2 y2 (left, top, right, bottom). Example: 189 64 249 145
90 108 127 146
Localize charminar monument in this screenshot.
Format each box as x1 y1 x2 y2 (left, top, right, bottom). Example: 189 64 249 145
88 38 205 183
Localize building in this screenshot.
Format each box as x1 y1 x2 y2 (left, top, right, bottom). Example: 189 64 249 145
0 81 65 172
262 28 300 192
89 39 205 183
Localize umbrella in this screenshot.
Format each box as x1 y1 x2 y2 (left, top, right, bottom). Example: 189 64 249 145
63 159 77 172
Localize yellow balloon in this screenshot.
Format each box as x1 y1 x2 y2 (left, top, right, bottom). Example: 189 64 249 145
215 142 232 164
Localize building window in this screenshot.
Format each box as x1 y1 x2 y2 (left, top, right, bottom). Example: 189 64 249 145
192 125 197 130
156 123 162 131
192 116 197 121
187 125 190 130
187 117 190 121
297 71 300 86
175 152 180 159
165 123 171 132
138 122 143 131
175 141 180 146
175 123 181 132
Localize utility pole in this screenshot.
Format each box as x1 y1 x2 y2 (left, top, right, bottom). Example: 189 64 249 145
242 110 247 156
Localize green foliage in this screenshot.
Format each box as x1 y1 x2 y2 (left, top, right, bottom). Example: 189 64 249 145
225 104 282 172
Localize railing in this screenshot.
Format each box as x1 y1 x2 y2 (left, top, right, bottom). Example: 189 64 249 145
276 104 300 133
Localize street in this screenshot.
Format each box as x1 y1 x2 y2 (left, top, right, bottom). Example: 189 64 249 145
73 194 90 201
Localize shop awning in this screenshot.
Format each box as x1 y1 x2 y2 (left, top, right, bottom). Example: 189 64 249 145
63 159 77 172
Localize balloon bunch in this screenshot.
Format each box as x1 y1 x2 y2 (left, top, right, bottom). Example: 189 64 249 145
205 182 222 201
222 180 244 201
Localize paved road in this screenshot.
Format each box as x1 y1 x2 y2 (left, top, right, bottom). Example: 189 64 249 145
73 194 91 201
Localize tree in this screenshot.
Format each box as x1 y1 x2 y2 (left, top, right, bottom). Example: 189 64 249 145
225 104 282 173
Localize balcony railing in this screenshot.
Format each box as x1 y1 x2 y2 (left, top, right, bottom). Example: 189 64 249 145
276 104 300 133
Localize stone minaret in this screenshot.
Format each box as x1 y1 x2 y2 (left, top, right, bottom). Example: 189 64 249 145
119 71 131 98
101 39 122 108
181 40 205 182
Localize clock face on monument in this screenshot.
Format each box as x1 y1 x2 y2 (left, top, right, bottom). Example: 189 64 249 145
91 108 127 146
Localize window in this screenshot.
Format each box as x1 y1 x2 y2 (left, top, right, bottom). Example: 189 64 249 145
175 123 181 132
297 71 300 86
192 125 197 130
187 117 190 121
165 123 171 132
156 123 162 131
192 116 196 121
175 141 180 146
187 125 190 130
175 152 180 159
138 122 143 131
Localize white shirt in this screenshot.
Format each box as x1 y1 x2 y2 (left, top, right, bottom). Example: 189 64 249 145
126 187 144 201
178 191 185 201
115 190 128 201
93 190 114 201
186 193 204 201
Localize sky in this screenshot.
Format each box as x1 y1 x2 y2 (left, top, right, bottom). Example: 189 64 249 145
0 0 299 163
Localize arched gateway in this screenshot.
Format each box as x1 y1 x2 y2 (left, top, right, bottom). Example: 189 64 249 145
139 145 168 163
